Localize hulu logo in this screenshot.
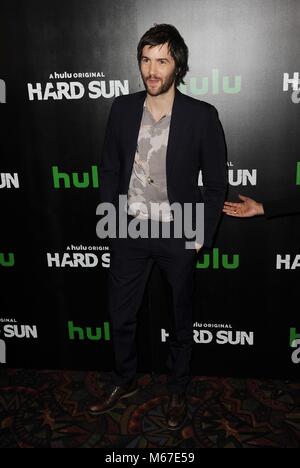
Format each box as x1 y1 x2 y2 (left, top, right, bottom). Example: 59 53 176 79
196 248 239 269
0 253 14 267
296 162 300 185
179 69 241 95
290 328 300 347
52 165 99 189
68 321 110 341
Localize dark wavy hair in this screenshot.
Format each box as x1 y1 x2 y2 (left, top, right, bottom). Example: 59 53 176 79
137 24 189 87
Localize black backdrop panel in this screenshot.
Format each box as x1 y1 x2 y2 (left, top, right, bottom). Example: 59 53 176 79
1 0 299 377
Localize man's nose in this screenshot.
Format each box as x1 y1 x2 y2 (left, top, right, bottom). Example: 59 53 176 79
149 61 158 76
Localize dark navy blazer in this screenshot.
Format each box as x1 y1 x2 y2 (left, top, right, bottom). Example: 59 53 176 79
99 87 228 248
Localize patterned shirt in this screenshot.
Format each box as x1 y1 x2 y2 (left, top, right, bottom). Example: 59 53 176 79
126 99 174 222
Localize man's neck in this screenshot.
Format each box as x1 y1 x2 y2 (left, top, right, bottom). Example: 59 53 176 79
146 85 175 116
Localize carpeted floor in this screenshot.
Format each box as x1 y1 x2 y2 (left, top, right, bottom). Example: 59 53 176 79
0 369 299 448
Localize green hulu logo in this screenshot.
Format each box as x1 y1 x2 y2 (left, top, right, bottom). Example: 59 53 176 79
290 327 300 347
179 69 241 95
296 162 300 185
68 321 110 341
0 253 14 267
196 248 239 269
52 165 99 188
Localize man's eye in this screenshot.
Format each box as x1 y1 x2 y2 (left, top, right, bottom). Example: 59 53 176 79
160 61 166 64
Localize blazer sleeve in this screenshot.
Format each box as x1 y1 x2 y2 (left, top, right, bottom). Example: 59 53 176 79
99 99 120 205
201 105 228 248
263 195 300 218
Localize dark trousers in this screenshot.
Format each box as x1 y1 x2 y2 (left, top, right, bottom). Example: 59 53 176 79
107 214 197 393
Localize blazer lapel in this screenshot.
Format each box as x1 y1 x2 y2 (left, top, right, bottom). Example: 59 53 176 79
126 90 146 176
166 87 186 179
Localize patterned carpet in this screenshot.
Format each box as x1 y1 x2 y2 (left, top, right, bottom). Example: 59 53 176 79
0 369 299 448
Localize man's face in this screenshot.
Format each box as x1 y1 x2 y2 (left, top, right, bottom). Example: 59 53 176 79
140 42 177 96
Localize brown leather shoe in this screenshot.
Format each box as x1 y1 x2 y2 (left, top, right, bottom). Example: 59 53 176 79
87 380 138 415
165 392 187 430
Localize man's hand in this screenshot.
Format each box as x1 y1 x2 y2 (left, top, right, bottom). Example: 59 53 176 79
223 194 264 218
195 241 203 253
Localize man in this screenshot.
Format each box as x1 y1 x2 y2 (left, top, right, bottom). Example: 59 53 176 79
88 24 227 430
223 193 300 218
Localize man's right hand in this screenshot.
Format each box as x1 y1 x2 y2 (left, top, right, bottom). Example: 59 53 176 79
223 194 264 218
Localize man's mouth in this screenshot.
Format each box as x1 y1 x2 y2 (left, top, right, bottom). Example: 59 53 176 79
148 78 160 85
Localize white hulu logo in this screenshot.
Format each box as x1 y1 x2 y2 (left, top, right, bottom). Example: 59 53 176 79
0 339 6 363
0 79 6 103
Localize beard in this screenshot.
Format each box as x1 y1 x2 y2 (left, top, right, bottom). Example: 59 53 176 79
142 70 176 96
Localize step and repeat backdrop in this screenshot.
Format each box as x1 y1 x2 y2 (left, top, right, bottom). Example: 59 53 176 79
1 0 299 378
